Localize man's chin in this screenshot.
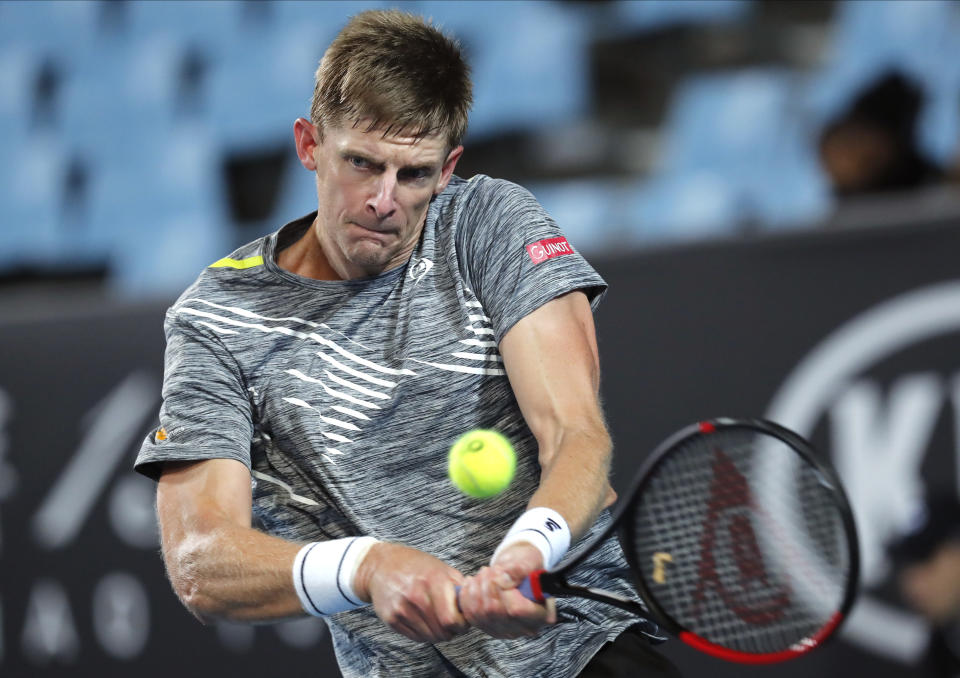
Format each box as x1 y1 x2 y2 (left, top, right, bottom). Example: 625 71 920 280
347 243 398 272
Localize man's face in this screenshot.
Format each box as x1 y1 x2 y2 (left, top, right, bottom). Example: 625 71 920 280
304 121 461 280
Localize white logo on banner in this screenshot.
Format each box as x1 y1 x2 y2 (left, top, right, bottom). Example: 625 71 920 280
766 280 960 663
0 387 14 666
0 387 16 554
4 371 328 670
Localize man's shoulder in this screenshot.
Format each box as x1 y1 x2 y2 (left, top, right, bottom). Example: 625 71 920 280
435 175 540 231
168 236 270 315
443 174 532 202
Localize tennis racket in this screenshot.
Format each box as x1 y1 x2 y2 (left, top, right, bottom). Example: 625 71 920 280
517 418 859 664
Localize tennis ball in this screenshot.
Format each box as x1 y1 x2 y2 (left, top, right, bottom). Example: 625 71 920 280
448 429 516 499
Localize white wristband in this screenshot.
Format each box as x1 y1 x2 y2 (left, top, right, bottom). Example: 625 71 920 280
491 507 571 570
293 536 379 617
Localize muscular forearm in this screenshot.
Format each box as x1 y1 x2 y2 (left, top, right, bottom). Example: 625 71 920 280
162 505 303 623
528 422 614 542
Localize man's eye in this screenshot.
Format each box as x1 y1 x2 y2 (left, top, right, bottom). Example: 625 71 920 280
348 156 370 169
401 168 429 181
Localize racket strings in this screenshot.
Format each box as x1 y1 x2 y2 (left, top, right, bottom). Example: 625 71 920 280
629 429 851 655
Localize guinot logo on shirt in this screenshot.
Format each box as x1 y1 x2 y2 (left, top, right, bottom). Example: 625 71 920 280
525 237 574 265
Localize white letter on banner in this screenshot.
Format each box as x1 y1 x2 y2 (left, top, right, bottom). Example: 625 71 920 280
22 579 79 665
93 572 149 660
829 373 942 586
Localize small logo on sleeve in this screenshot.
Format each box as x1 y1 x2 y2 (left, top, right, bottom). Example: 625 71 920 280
525 237 574 265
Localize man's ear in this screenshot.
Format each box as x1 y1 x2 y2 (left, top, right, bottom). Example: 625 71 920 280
435 145 464 195
294 118 321 171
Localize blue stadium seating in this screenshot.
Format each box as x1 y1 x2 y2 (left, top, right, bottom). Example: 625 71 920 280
275 155 322 225
0 1 99 60
203 25 320 149
601 0 753 35
656 67 831 232
0 44 34 142
807 0 960 165
125 0 243 51
2 0 957 289
525 179 629 254
202 2 387 150
0 134 62 269
625 172 745 243
409 1 589 139
99 123 231 296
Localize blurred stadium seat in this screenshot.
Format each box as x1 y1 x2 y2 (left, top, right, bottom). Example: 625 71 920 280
626 172 745 243
0 133 62 269
412 1 589 139
526 179 629 254
661 68 798 174
0 0 98 59
656 67 830 232
601 0 753 35
807 0 960 165
0 43 35 151
1 0 958 292
125 0 243 53
102 123 231 297
204 1 384 150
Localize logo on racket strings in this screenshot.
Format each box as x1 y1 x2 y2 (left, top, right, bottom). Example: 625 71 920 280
652 552 673 584
690 449 791 625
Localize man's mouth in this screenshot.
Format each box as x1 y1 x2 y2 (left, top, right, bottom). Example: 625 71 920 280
350 222 397 237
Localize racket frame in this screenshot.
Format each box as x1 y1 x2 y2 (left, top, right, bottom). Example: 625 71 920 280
534 418 860 664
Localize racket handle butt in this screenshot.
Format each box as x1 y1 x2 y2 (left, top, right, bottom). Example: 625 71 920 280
519 570 549 603
455 570 550 609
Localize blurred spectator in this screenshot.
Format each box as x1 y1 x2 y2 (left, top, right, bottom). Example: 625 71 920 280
888 495 960 678
818 71 943 198
31 57 60 129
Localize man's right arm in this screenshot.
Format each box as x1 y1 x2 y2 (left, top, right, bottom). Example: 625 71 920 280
155 457 468 642
156 457 305 622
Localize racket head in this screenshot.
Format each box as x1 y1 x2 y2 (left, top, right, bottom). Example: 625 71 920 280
618 418 859 664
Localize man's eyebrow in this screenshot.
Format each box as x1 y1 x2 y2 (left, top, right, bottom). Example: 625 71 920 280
341 147 439 173
400 162 437 174
341 149 381 164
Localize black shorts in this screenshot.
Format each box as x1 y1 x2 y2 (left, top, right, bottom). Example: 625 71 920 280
578 624 683 678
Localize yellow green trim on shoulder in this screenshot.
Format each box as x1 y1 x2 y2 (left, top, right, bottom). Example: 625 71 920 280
209 255 264 270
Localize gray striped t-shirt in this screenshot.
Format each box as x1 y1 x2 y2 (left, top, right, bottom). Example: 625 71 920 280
136 174 645 677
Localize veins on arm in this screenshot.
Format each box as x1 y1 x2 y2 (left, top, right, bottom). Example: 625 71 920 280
499 291 616 540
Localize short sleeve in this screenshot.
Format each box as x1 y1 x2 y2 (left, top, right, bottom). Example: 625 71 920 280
134 308 254 480
456 177 607 343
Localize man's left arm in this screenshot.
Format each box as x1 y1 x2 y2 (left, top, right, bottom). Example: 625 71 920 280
458 290 615 638
505 290 615 534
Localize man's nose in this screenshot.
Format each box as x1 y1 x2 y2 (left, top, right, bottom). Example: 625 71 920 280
368 175 397 219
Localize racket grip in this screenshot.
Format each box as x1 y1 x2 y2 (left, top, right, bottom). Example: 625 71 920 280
518 570 549 603
454 569 550 610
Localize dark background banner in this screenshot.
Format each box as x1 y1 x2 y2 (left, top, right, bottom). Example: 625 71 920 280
1 218 957 676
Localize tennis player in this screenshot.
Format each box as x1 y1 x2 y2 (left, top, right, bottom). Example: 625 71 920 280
135 10 680 677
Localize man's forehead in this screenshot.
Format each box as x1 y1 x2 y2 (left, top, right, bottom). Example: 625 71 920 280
333 121 449 159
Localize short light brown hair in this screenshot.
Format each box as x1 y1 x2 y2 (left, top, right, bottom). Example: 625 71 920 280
311 10 472 149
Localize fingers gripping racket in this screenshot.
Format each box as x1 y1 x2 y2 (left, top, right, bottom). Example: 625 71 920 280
518 418 860 665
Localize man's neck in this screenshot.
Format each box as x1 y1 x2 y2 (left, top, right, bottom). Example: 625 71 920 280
276 221 343 281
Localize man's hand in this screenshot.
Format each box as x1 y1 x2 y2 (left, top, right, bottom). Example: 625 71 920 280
458 542 556 639
352 542 469 643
